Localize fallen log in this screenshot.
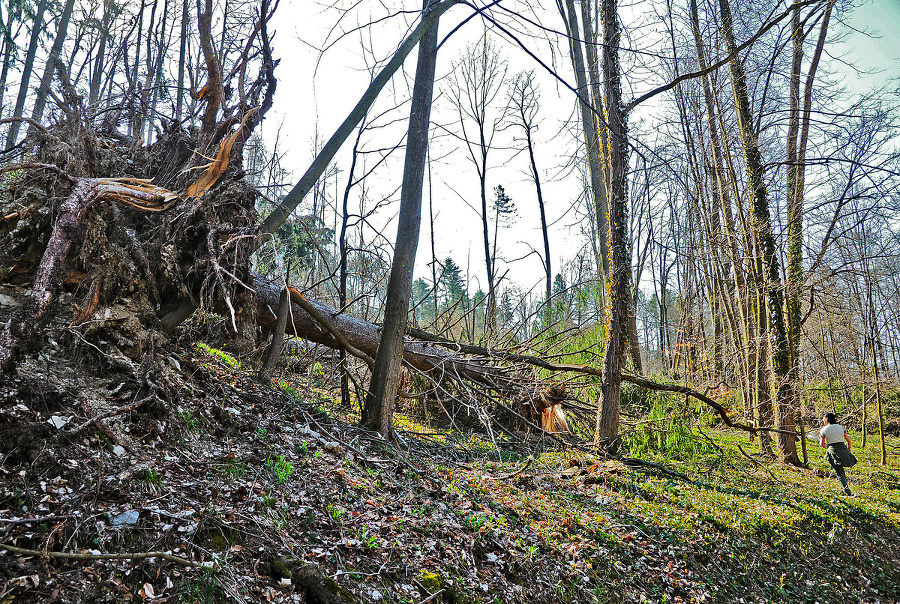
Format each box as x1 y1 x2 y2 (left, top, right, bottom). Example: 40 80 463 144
258 288 792 438
251 271 512 391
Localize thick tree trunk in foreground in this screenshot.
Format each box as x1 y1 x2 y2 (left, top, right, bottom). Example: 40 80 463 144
595 0 630 449
361 0 441 438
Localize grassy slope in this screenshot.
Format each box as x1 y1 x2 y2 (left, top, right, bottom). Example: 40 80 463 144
2 342 899 603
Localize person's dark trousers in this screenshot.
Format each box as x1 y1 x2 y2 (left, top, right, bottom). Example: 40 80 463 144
825 444 852 495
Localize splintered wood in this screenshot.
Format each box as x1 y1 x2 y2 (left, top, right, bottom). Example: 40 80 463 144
96 178 180 211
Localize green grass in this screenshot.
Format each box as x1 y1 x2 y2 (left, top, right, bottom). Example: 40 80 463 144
196 342 241 369
266 455 294 484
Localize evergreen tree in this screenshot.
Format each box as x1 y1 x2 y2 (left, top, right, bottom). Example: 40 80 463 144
491 185 518 226
440 257 466 309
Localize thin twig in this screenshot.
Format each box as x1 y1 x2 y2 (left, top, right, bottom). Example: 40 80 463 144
67 395 154 436
0 515 75 525
0 543 215 569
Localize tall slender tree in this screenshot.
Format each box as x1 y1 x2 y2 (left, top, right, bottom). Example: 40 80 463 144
446 35 508 334
361 0 441 438
719 0 800 464
595 0 632 448
508 70 552 310
5 0 48 149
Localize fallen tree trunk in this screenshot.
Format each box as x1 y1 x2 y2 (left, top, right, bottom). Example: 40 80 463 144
253 274 793 438
251 271 511 391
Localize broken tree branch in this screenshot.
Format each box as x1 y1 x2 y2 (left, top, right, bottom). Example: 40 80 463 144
0 543 215 569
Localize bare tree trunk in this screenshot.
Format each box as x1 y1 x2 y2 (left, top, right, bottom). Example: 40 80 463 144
527 124 551 308
29 0 76 130
361 0 441 438
175 0 189 122
719 0 799 465
509 71 551 310
339 121 365 409
560 0 609 278
196 0 222 138
128 0 146 139
258 286 290 383
146 0 171 144
88 0 113 109
866 272 888 465
595 0 630 448
5 0 48 149
0 0 22 118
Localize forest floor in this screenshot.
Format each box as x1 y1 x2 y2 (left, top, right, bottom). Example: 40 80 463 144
2 321 900 604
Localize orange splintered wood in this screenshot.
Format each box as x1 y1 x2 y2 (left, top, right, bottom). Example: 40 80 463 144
69 278 102 326
186 108 257 198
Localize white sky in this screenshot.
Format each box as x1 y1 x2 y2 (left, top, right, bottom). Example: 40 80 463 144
262 0 900 295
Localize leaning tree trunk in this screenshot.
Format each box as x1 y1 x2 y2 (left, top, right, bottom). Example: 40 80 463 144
719 0 799 465
361 0 441 438
5 0 48 149
29 0 76 130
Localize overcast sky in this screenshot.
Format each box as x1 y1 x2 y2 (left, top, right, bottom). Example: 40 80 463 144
263 0 899 295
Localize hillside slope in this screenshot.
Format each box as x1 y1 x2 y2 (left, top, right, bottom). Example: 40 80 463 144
1 326 900 603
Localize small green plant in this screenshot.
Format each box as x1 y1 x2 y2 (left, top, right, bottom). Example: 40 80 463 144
314 449 323 459
298 440 309 456
217 458 246 478
272 509 289 529
255 427 268 441
358 529 379 549
278 381 302 401
196 342 241 369
309 362 325 378
266 455 294 484
135 467 162 485
327 504 344 524
178 410 200 430
621 390 715 461
178 567 224 604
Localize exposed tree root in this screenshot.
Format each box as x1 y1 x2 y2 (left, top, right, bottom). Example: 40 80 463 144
0 179 100 370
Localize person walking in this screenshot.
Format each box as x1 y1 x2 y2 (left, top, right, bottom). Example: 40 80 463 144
819 412 857 496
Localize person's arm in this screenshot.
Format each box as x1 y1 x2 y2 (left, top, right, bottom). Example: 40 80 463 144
844 429 852 449
819 435 826 448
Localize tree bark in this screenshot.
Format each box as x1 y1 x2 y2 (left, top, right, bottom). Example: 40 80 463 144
595 0 630 448
29 0 76 130
360 0 441 438
0 178 97 371
5 0 48 149
719 0 799 465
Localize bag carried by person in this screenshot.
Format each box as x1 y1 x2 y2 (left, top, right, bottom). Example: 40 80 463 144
827 444 857 468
